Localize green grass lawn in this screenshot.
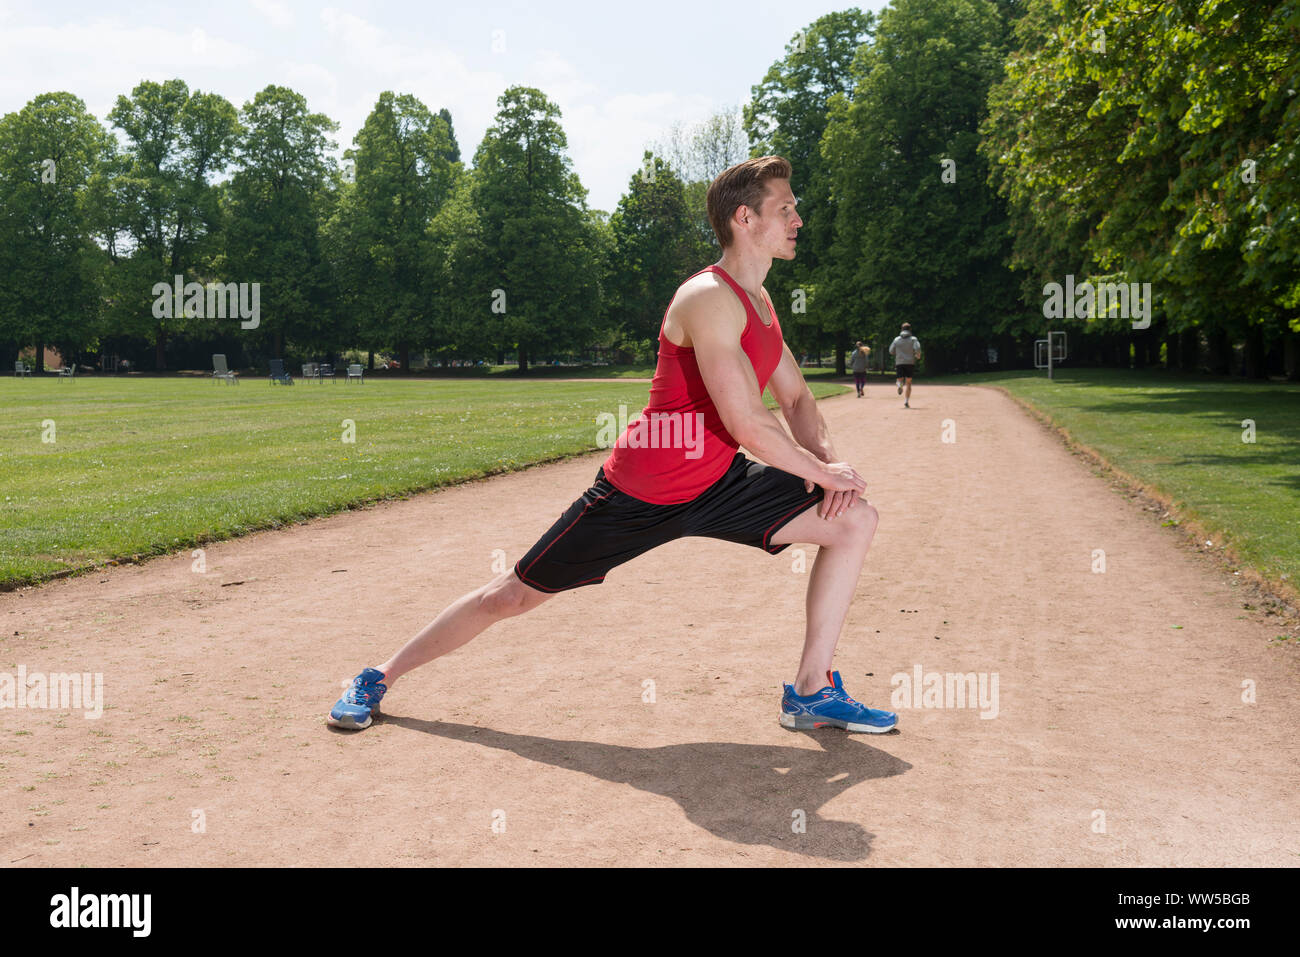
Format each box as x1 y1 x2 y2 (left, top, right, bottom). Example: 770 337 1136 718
422 363 657 378
361 361 854 380
935 368 1300 597
0 375 847 588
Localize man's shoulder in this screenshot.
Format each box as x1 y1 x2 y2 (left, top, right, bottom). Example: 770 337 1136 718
670 271 746 335
674 269 731 303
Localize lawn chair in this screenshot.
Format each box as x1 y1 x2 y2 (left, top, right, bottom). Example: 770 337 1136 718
212 354 239 385
57 364 76 383
14 361 31 377
318 363 336 384
302 362 318 383
269 359 294 385
346 363 364 385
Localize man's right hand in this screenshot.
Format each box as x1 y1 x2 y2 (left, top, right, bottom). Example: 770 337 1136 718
804 461 868 520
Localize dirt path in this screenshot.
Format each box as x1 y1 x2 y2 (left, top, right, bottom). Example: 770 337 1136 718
3 383 1297 866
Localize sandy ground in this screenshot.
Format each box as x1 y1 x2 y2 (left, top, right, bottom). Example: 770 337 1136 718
2 382 1298 867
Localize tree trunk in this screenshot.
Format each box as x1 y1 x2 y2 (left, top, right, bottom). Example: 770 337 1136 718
1284 330 1299 382
1243 326 1267 379
518 343 529 373
35 337 45 374
1208 329 1231 374
1177 329 1198 371
367 350 375 371
399 343 410 374
155 327 167 371
834 326 847 376
1132 331 1147 369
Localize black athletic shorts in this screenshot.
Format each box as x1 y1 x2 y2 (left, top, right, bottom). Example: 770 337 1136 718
896 363 916 379
514 451 825 593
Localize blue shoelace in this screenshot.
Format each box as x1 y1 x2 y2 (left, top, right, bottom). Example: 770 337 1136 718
344 678 385 706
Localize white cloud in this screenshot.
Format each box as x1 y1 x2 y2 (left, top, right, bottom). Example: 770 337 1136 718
249 0 294 29
0 17 257 124
0 3 769 210
512 51 718 209
317 6 506 164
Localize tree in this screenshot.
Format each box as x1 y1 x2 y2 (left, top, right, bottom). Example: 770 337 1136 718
426 169 493 361
0 92 112 372
605 153 710 359
823 0 1018 374
224 85 339 361
437 108 462 165
470 86 602 370
982 0 1300 376
746 8 876 368
334 92 459 371
650 107 752 256
107 79 239 369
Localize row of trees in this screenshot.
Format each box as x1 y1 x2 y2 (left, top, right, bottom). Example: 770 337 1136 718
747 0 1298 377
1 1 1296 377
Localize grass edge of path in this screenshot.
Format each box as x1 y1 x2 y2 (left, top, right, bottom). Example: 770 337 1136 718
3 383 850 593
974 383 1300 627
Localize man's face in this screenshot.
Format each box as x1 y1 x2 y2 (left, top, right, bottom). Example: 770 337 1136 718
742 178 802 259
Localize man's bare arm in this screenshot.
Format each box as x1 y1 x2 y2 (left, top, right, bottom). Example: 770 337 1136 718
684 284 865 503
765 339 862 518
766 341 835 461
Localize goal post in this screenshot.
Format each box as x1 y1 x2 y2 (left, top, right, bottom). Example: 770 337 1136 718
1035 332 1067 379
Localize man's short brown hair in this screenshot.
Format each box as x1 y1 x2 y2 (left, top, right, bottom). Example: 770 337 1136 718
706 155 793 248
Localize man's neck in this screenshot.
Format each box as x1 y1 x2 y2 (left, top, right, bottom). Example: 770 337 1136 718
715 249 773 299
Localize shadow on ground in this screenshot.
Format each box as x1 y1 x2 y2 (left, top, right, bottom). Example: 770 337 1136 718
384 716 912 861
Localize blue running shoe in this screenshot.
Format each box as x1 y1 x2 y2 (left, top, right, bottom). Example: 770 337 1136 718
781 670 897 733
328 667 387 730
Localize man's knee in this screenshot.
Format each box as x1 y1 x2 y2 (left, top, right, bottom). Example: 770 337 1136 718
479 570 551 617
843 500 878 542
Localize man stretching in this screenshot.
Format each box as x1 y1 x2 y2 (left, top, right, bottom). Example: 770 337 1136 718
889 323 921 408
328 156 897 734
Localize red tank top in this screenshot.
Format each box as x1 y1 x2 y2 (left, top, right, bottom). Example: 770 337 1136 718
602 264 785 504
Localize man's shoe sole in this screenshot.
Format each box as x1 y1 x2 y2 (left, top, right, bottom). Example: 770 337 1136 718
326 713 371 730
780 711 896 734
326 701 379 730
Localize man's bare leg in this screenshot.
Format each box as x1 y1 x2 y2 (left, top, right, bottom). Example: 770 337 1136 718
904 376 913 405
768 499 879 696
376 571 553 683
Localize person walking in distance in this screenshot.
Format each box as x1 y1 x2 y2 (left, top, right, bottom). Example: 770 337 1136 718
327 155 897 735
851 341 870 398
889 323 921 408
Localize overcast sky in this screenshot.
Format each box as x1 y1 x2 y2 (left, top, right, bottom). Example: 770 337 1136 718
0 0 889 211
